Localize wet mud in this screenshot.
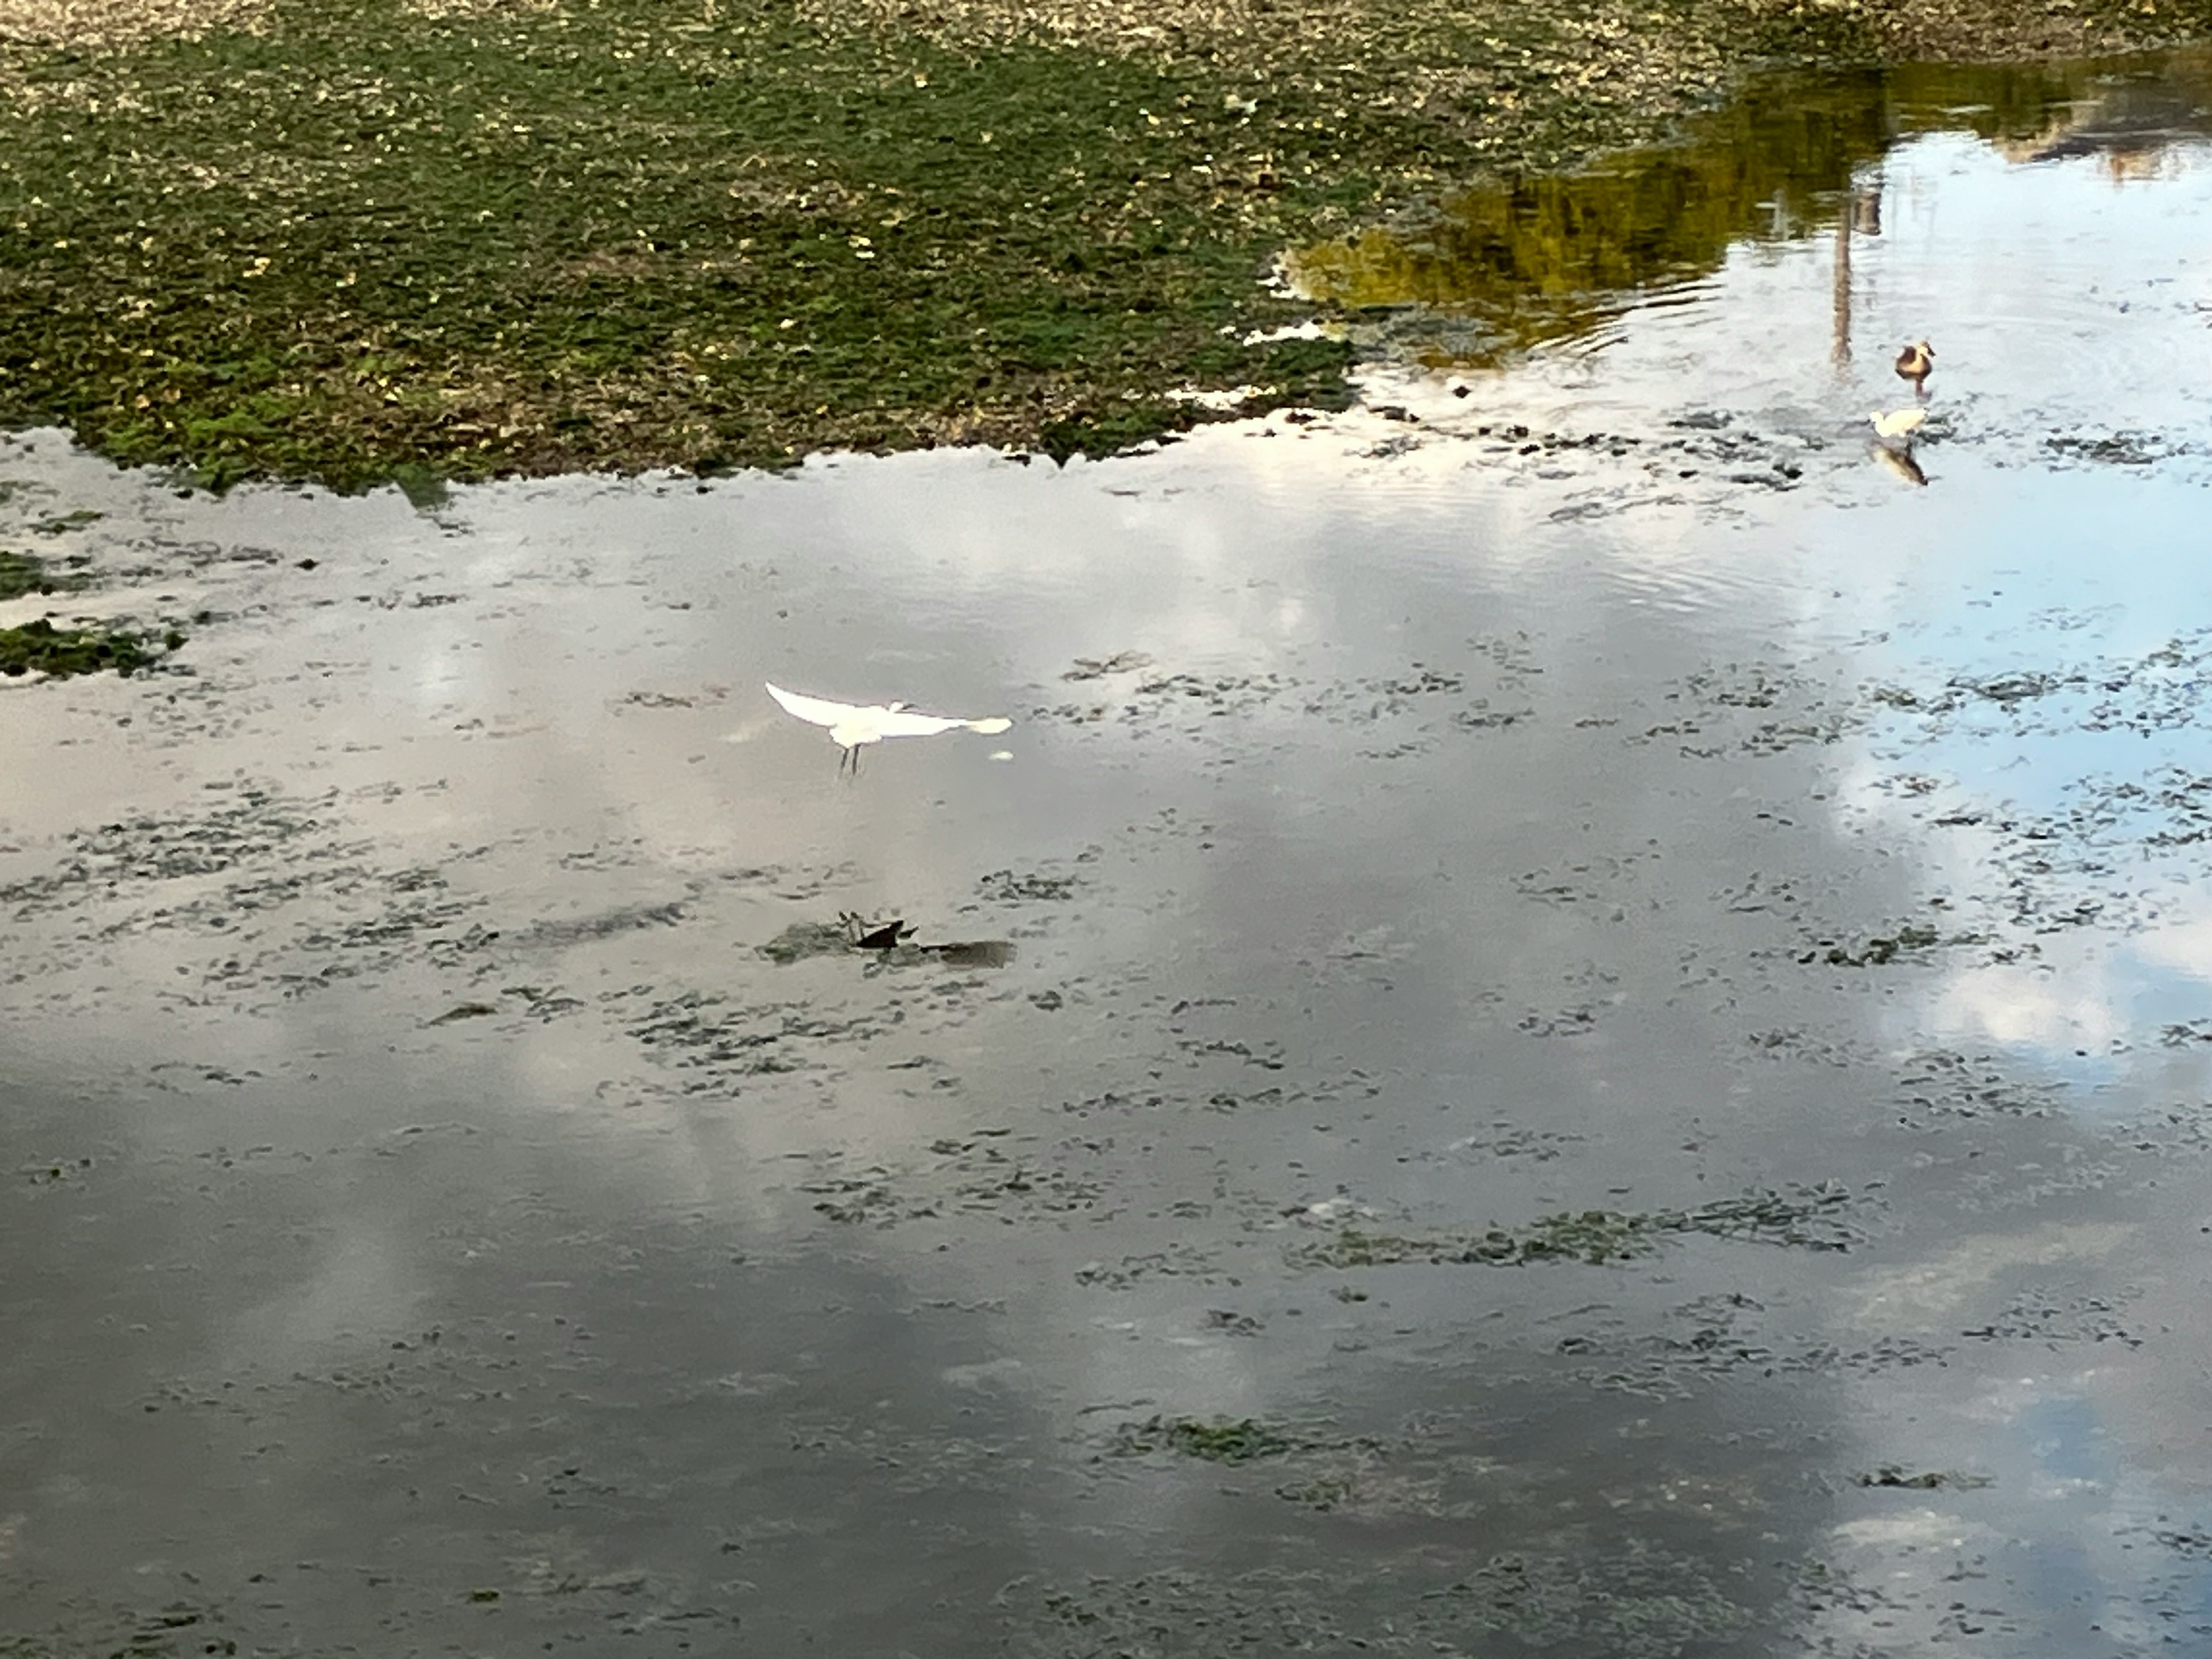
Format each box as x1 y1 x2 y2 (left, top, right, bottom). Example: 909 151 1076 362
10 55 2212 1659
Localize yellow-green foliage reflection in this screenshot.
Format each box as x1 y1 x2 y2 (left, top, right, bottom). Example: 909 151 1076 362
1289 52 2212 364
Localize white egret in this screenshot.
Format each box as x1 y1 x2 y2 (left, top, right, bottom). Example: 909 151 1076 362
1869 407 1928 440
763 682 1012 774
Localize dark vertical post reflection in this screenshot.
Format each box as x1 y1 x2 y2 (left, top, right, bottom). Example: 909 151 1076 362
1833 183 1883 370
1831 195 1852 368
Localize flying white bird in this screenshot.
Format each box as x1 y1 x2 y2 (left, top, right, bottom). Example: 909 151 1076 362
764 682 1012 774
1869 407 1928 441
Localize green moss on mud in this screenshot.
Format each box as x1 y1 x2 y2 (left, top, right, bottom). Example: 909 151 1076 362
0 0 2206 487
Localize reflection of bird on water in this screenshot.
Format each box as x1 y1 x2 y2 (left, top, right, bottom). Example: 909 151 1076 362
1869 407 1928 441
839 911 1016 968
1871 443 1928 487
763 682 1013 774
1894 340 1934 396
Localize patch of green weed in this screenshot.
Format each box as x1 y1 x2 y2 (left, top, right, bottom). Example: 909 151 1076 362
1115 1415 1303 1464
0 548 77 599
1295 1184 1855 1269
0 0 2203 486
0 618 165 677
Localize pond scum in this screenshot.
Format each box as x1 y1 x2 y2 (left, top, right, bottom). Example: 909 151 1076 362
0 0 2205 491
1291 1184 1857 1268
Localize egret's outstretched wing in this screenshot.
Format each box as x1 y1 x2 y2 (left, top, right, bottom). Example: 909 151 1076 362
872 710 1014 738
766 682 867 729
872 709 967 738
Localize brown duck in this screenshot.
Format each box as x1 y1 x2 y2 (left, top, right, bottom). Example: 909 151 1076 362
1894 340 1935 394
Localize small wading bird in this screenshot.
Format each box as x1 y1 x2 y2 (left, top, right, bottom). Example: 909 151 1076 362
1895 340 1935 395
764 681 1013 774
1869 407 1929 441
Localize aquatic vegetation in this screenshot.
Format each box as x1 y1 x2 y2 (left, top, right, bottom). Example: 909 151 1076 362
1011 1546 1762 1653
1856 1466 1993 1490
1798 922 1951 967
0 618 164 677
1115 1414 1304 1464
976 866 1084 903
757 921 857 964
0 547 77 599
1294 1185 1855 1268
1108 1413 1382 1467
1273 1475 1355 1510
1 0 2195 486
29 509 103 536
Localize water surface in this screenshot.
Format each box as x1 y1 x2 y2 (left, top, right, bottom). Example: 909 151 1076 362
7 49 2212 1658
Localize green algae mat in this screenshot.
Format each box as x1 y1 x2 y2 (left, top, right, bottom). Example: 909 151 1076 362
0 0 2204 490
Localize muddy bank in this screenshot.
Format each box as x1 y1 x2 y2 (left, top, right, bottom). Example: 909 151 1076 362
3 0 2212 488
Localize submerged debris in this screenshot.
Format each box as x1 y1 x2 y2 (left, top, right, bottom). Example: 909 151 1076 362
759 915 1016 968
842 910 915 949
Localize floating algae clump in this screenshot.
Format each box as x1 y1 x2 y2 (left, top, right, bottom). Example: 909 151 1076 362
1294 1185 1855 1269
0 619 161 678
757 921 861 964
1115 1415 1303 1464
0 549 80 600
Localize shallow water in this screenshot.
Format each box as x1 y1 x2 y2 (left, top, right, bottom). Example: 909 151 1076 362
8 50 2212 1659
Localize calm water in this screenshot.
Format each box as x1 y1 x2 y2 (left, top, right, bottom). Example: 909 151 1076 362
7 51 2212 1659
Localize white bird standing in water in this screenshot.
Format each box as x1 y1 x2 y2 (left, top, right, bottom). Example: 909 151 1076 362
1869 407 1929 441
763 682 1012 774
